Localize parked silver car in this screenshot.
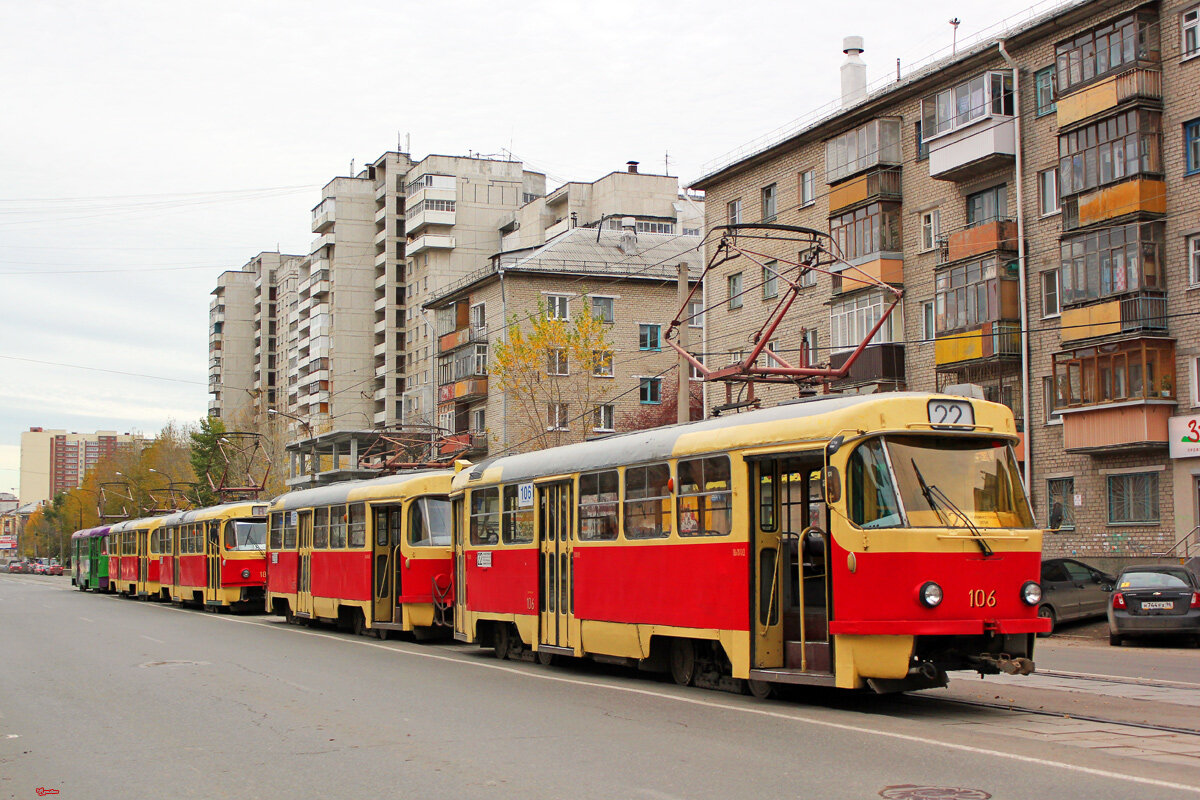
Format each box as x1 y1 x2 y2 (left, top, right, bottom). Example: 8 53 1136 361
1107 565 1200 647
1038 558 1115 635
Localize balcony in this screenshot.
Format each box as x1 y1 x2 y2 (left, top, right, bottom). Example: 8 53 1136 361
927 116 1015 182
312 208 334 233
935 322 1020 368
828 343 905 389
1060 292 1167 344
375 182 388 201
408 234 455 256
827 168 902 215
437 377 488 404
941 219 1018 264
1063 178 1165 231
1060 401 1174 453
438 325 486 354
406 208 456 235
1056 68 1162 129
439 431 488 457
310 232 335 252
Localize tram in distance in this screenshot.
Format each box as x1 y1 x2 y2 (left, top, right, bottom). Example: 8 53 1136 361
451 391 1048 694
71 524 112 592
265 470 454 638
157 501 268 609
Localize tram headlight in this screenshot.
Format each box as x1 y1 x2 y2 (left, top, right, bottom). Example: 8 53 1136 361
1020 581 1042 606
241 568 251 579
919 581 943 608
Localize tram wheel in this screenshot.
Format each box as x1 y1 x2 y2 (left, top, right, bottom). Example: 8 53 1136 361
746 679 775 699
669 640 696 686
536 649 556 667
352 611 366 636
494 624 511 659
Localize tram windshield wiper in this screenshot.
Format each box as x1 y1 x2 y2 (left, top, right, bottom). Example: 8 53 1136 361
910 458 993 558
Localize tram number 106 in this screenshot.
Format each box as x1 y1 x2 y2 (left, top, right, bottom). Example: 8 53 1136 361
967 589 997 608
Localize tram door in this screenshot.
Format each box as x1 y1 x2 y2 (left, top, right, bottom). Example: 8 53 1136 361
205 520 221 604
296 511 314 617
372 505 400 624
752 454 831 673
137 530 148 594
538 481 574 651
452 498 468 640
172 527 181 597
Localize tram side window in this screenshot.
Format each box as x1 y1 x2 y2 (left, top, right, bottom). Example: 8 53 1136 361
579 471 619 541
624 463 671 539
283 513 297 549
410 497 452 547
470 488 500 545
678 455 733 536
329 504 348 548
348 503 366 548
269 512 283 549
848 439 903 528
313 507 330 549
501 486 535 544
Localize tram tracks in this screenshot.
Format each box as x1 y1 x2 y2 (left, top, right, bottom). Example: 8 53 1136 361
907 692 1200 737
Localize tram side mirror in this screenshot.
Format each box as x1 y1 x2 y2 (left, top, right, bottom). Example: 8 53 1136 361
824 466 841 503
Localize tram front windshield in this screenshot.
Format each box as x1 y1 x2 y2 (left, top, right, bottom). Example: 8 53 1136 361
848 436 1033 530
225 519 267 550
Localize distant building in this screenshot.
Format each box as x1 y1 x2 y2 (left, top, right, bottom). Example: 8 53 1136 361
19 428 142 505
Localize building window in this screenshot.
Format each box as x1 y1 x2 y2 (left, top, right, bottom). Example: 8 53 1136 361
1043 376 1063 423
825 118 903 183
1055 13 1157 94
1189 234 1200 287
728 272 743 310
687 299 704 328
1038 169 1060 216
921 71 1013 140
690 355 704 380
915 121 928 160
1035 66 1057 116
474 344 488 376
799 170 815 207
1186 119 1200 175
640 377 662 404
683 227 701 237
639 324 661 351
1185 7 1199 58
920 209 941 252
1046 478 1075 529
800 330 818 366
593 404 615 432
762 262 778 299
471 408 486 432
1107 472 1159 525
636 221 675 234
1059 221 1163 305
1059 110 1162 197
829 290 896 351
592 296 614 324
546 348 568 376
727 199 742 225
966 185 1007 227
761 184 777 221
547 403 569 431
922 301 935 341
799 267 816 288
829 201 901 260
1041 270 1061 317
593 349 614 378
547 295 569 320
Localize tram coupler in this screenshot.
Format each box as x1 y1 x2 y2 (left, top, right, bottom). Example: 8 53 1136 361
971 653 1035 676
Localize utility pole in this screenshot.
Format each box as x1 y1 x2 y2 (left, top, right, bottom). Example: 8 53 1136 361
677 262 690 425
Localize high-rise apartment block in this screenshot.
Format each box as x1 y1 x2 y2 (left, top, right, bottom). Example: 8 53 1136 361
19 428 142 505
692 0 1200 562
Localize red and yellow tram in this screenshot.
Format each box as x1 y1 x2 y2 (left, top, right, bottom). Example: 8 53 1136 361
266 470 454 637
108 515 166 598
451 392 1046 693
159 501 268 609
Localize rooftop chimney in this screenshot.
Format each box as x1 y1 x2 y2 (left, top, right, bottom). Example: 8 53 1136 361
627 161 639 174
619 217 638 255
841 36 867 108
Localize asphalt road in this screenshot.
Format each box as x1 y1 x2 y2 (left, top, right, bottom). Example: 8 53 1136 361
3 574 1199 800
1033 618 1200 685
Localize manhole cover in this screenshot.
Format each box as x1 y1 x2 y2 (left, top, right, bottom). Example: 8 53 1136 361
880 787 991 800
138 660 208 669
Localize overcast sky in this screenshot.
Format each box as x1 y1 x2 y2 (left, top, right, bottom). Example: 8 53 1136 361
0 0 1060 495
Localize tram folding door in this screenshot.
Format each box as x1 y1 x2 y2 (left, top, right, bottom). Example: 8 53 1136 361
205 521 220 604
296 511 314 617
538 481 574 652
371 506 400 626
138 530 148 594
452 498 468 641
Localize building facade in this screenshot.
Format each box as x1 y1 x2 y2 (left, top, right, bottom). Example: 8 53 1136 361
18 428 141 505
692 0 1200 565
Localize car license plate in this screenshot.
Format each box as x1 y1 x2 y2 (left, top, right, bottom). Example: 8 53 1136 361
1141 601 1173 610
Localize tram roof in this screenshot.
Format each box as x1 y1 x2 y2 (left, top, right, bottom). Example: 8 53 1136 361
158 499 265 527
456 392 1014 486
269 469 451 512
72 525 111 538
109 515 167 533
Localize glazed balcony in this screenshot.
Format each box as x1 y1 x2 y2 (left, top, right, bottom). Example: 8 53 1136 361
828 343 905 388
935 322 1020 368
826 168 901 215
1062 178 1165 231
1059 292 1167 344
1056 68 1162 129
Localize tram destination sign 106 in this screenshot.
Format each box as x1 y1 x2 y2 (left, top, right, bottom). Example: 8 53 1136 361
928 399 975 429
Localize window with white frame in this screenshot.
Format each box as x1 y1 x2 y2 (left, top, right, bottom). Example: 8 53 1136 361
762 261 778 299
1186 7 1199 58
592 296 614 324
473 344 488 376
690 354 704 380
1043 376 1063 423
800 330 818 366
471 407 486 432
548 403 569 430
593 404 615 431
799 267 817 288
727 199 742 225
1041 270 1061 317
683 227 701 237
761 184 777 220
1107 472 1159 524
639 324 661 351
728 272 743 310
921 71 1014 140
799 170 815 206
829 290 896 352
922 301 935 341
687 299 704 328
470 302 486 331
636 221 675 234
825 118 902 183
546 348 568 376
547 294 569 320
639 377 662 404
920 209 941 252
593 349 614 378
1190 234 1200 286
1038 168 1060 216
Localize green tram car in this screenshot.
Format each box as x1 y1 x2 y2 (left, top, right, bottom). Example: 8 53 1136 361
72 525 112 591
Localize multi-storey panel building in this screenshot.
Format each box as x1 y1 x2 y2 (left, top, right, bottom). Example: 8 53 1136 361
692 0 1200 565
18 428 142 505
